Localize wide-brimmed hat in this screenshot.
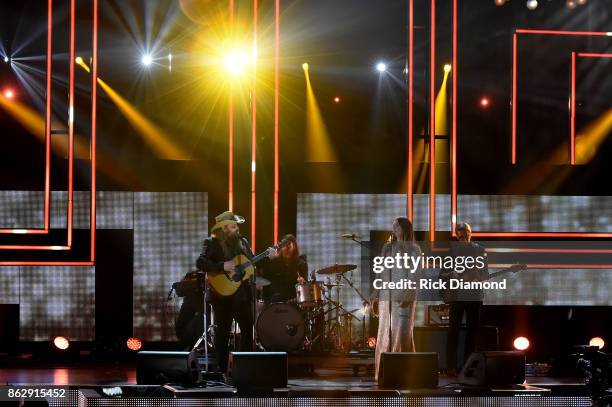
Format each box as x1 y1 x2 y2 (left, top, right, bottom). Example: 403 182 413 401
211 211 245 232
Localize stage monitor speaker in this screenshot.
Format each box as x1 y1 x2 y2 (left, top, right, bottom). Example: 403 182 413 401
379 352 438 389
229 352 288 391
0 305 19 352
459 351 525 387
136 351 193 385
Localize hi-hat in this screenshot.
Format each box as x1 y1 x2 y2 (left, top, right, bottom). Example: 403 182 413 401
255 277 271 287
316 264 357 275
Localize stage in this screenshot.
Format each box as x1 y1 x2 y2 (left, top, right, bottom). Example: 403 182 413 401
0 358 593 406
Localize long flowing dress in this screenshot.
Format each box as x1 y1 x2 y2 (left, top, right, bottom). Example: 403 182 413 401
374 241 420 380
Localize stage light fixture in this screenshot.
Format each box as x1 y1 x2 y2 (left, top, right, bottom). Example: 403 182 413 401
3 89 15 99
513 336 530 351
589 337 605 349
376 62 387 72
53 336 70 351
126 337 143 351
443 64 452 73
367 337 377 348
141 54 153 67
526 0 538 9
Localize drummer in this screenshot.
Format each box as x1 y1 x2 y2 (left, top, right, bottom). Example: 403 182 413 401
260 234 308 303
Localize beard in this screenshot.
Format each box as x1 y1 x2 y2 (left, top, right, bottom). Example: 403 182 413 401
223 230 242 253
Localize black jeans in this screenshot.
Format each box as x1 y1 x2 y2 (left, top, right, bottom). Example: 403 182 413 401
210 298 254 373
446 301 481 369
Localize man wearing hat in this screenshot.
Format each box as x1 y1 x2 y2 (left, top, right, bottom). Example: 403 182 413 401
196 211 275 373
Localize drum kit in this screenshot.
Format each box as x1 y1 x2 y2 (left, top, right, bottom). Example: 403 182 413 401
255 263 367 353
178 263 368 355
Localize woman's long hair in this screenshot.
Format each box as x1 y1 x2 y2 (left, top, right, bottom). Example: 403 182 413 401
395 217 414 241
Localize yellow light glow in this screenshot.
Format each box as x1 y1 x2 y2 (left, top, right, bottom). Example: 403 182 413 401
97 78 189 159
0 92 46 136
76 57 91 73
434 70 450 136
575 108 612 164
53 336 70 350
304 68 336 162
589 337 605 349
223 51 249 76
513 336 530 351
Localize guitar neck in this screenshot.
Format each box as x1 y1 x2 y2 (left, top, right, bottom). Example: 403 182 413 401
241 240 287 269
489 266 519 279
249 251 269 266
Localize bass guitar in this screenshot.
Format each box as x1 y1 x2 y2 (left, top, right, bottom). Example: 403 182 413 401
440 263 526 304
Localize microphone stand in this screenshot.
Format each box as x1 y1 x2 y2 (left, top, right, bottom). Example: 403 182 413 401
341 234 372 350
190 273 223 385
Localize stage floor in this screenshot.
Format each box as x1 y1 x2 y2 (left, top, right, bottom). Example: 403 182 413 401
0 361 587 388
0 361 593 406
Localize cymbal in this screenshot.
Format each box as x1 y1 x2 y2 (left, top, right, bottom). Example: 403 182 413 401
316 264 357 275
255 277 271 287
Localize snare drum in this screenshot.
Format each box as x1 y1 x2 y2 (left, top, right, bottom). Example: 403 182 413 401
256 303 305 351
295 281 323 308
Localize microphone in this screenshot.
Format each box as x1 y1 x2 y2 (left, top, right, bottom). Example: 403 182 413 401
341 233 361 239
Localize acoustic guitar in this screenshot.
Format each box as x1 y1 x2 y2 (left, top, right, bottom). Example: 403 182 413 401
207 236 292 297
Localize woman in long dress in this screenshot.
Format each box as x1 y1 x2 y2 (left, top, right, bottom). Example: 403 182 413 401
372 217 420 381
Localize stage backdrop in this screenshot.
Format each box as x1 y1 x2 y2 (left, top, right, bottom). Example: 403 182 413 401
0 191 207 341
297 193 612 326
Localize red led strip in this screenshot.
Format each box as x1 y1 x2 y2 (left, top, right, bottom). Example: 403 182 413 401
451 0 457 233
0 0 76 250
570 52 612 165
251 0 258 250
1 0 98 264
406 0 414 221
511 29 612 165
449 26 612 240
0 0 53 234
570 51 576 165
429 0 436 242
273 0 280 242
90 0 98 262
228 0 235 212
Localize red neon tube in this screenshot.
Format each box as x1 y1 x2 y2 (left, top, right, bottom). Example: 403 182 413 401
273 0 280 242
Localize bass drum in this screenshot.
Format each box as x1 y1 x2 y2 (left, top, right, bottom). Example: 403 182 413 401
256 303 305 352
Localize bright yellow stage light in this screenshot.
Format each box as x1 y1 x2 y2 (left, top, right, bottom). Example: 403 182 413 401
223 51 249 76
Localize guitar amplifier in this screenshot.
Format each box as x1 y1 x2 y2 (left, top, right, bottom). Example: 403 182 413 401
426 304 450 326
